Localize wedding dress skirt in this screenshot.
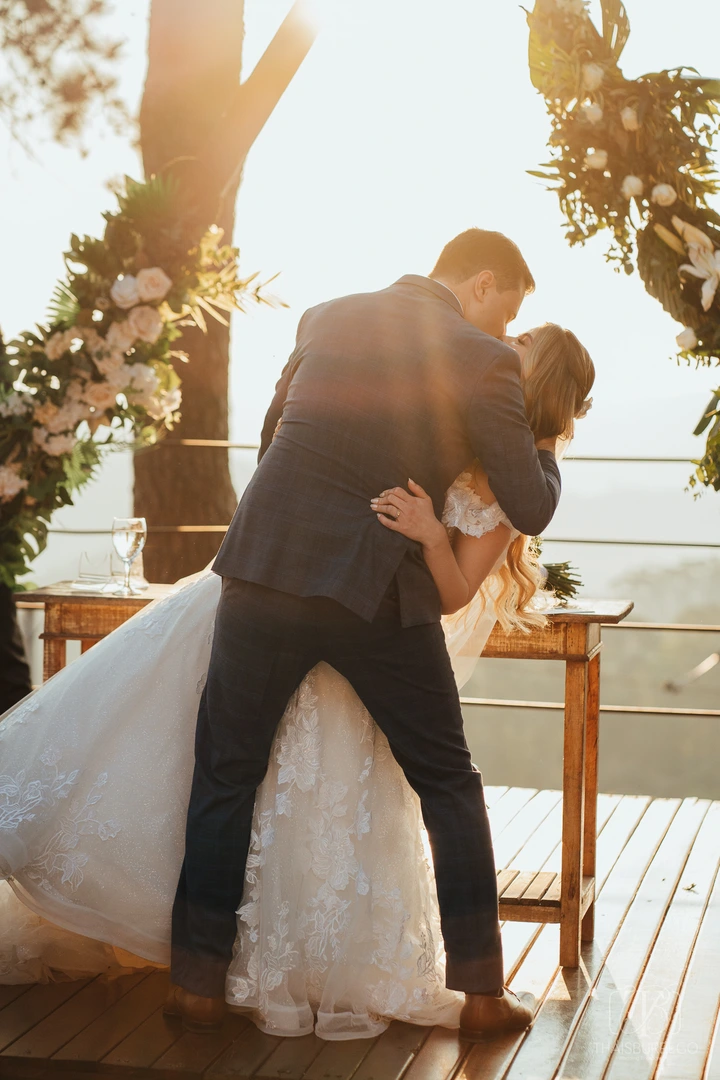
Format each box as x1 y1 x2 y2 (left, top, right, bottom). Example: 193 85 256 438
0 475 510 1039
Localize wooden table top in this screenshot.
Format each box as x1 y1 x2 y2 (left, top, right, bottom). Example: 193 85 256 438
540 599 634 624
17 583 634 625
15 581 179 605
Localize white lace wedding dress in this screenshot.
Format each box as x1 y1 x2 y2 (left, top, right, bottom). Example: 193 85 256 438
0 472 517 1040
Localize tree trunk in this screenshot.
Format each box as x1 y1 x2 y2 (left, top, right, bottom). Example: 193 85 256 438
136 0 317 581
136 0 245 581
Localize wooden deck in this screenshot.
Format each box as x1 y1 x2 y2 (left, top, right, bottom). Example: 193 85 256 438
1 786 718 1080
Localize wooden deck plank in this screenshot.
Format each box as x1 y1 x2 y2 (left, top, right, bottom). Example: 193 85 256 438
101 1005 193 1069
53 970 168 1062
402 1026 467 1080
0 987 33 1011
555 798 710 1080
484 786 508 809
460 794 659 1080
253 1031 326 1078
0 978 93 1054
350 1021 429 1080
149 1013 247 1075
492 791 562 869
604 802 720 1080
2 972 146 1060
301 1035 377 1080
204 1022 281 1078
705 1015 720 1080
486 788 538 842
653 814 720 1080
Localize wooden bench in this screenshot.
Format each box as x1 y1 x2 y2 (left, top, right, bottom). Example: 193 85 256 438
17 583 633 968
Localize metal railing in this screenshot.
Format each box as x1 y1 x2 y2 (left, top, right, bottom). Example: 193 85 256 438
32 448 720 720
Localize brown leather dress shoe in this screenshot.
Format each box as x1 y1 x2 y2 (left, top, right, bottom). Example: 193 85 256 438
459 988 535 1041
163 983 227 1033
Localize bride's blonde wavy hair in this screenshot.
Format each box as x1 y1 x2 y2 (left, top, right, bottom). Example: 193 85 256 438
475 324 595 633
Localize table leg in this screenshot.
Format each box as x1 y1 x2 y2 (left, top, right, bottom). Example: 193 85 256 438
42 638 67 681
581 650 600 942
560 655 588 967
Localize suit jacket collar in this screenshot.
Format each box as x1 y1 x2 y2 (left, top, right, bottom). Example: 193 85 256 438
394 274 464 317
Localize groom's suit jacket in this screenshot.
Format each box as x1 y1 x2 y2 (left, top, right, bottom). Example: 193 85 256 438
213 275 561 626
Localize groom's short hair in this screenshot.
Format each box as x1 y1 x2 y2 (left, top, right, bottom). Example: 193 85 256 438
430 229 535 294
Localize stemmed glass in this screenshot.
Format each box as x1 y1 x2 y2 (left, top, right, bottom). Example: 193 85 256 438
111 517 147 596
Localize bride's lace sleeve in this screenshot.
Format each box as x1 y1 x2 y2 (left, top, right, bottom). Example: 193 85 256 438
441 471 518 540
441 471 520 693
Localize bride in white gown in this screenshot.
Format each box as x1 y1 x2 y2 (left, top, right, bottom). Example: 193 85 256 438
0 325 594 1040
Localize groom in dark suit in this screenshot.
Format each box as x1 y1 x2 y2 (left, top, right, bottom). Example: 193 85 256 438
168 229 560 1037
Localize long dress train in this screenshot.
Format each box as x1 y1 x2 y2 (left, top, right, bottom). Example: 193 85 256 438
0 472 516 1039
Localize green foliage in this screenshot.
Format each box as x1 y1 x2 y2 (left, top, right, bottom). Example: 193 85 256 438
528 0 720 489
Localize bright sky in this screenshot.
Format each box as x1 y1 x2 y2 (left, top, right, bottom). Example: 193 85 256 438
3 0 720 592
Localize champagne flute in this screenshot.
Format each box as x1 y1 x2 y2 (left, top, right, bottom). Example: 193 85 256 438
112 518 147 596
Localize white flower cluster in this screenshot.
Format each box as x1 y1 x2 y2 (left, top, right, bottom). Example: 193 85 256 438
0 464 28 504
0 392 30 418
32 264 182 457
45 329 80 362
110 266 172 308
32 429 78 457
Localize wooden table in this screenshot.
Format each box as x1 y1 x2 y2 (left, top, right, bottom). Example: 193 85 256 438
16 581 178 682
481 598 634 966
19 583 633 968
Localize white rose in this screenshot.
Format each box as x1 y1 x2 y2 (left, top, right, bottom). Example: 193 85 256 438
45 401 89 433
676 327 698 350
147 387 182 420
582 63 604 92
34 401 59 426
0 392 30 418
95 350 127 377
621 106 640 132
0 464 28 503
106 319 137 353
128 304 164 344
83 380 119 412
79 327 104 356
651 184 677 207
621 175 644 199
136 267 172 304
584 149 608 171
105 364 135 392
110 275 141 310
65 378 87 404
44 328 76 361
580 102 603 124
45 433 77 457
127 363 161 401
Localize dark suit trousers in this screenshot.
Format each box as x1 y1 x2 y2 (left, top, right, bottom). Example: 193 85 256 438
0 585 32 715
170 578 504 997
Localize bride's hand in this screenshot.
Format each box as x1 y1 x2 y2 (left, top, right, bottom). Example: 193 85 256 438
371 480 446 548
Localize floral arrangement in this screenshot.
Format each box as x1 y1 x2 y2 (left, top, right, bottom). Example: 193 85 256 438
0 174 274 587
527 0 720 489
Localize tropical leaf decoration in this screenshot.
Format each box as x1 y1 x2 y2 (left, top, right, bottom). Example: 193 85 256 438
0 175 283 587
527 0 720 489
